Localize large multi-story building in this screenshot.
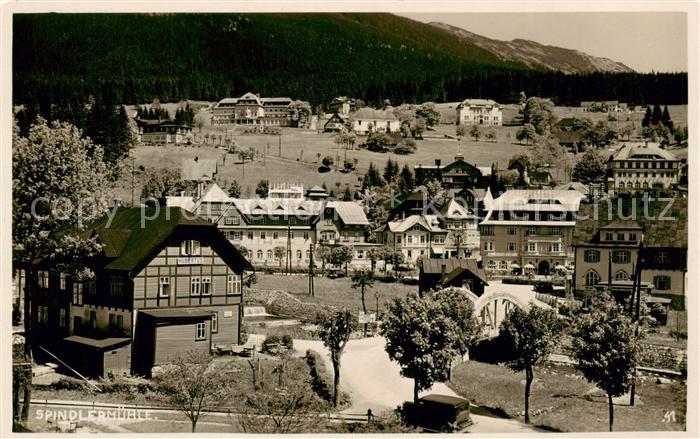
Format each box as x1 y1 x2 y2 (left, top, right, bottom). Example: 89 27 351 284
350 108 400 134
572 198 687 306
29 207 252 377
135 119 192 145
456 99 502 126
479 190 585 277
211 92 293 126
378 215 447 266
606 142 681 196
190 184 373 267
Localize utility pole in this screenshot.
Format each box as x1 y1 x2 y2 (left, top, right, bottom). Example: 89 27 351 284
308 243 315 297
629 239 645 406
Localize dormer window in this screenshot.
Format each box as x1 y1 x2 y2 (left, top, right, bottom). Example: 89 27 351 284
180 240 201 256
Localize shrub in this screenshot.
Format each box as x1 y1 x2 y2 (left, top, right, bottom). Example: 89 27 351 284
52 377 87 391
305 350 332 402
261 334 292 354
534 281 554 295
399 277 419 285
377 275 397 283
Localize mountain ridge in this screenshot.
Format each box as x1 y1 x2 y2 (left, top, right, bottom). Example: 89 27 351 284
429 22 633 74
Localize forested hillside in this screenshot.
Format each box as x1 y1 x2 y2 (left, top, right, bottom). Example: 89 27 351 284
13 13 687 107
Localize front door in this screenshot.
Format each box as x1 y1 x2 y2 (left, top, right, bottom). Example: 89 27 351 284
538 260 550 276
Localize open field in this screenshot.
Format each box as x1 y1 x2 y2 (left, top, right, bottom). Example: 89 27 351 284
252 273 416 313
449 361 686 432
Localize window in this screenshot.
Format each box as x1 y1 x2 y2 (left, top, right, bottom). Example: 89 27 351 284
260 232 266 240
38 306 48 325
656 251 669 264
629 233 637 242
257 250 263 259
267 250 273 259
211 312 219 333
180 240 201 256
195 322 207 340
407 250 412 259
612 250 630 264
654 275 671 290
296 250 302 259
201 276 212 295
507 242 517 252
614 270 629 280
585 270 600 286
303 232 309 240
483 241 494 251
604 232 614 241
549 227 561 236
247 232 254 240
584 250 600 263
487 260 497 270
617 233 625 241
117 315 123 332
481 226 495 236
59 273 67 290
73 282 84 306
191 277 201 296
420 235 425 244
527 242 537 253
526 227 537 236
506 227 517 235
225 216 240 225
396 235 402 244
227 274 241 295
38 270 49 289
273 232 279 239
232 231 243 241
159 277 170 297
550 243 562 253
223 230 231 239
499 261 509 270
109 277 125 297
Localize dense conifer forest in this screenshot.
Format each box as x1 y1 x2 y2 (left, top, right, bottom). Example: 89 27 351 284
13 13 687 107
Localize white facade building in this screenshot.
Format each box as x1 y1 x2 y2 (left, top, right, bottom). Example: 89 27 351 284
456 99 502 126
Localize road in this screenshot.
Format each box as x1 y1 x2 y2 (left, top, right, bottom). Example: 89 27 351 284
293 336 540 433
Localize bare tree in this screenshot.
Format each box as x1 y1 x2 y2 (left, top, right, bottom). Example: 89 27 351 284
155 351 234 432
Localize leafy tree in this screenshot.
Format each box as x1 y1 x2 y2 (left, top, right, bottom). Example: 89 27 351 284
288 100 312 128
484 127 497 142
328 246 353 276
527 134 563 171
422 180 447 207
316 310 355 407
155 351 234 432
428 288 481 358
341 186 353 201
641 106 653 127
362 162 385 190
516 123 536 145
572 149 606 184
651 104 663 126
522 97 556 134
582 121 618 148
398 164 415 193
351 269 375 334
570 295 640 432
455 125 467 138
416 102 440 126
273 246 286 268
381 294 458 402
194 110 208 132
228 180 242 198
383 158 399 183
412 117 426 139
499 306 563 424
141 168 187 200
321 155 334 168
13 118 113 360
315 245 332 275
469 124 481 141
255 179 269 198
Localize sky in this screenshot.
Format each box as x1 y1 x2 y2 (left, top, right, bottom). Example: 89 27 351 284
402 12 687 73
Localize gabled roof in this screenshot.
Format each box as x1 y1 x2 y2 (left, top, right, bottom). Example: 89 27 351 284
77 207 252 274
555 182 589 196
325 201 370 225
439 199 476 219
457 98 500 109
609 142 679 161
352 107 398 121
572 198 687 248
232 198 323 217
198 183 231 204
488 190 585 212
386 215 443 233
419 257 488 285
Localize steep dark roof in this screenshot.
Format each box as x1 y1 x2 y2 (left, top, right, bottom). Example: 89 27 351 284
572 198 687 248
82 207 253 275
419 257 488 285
63 336 131 350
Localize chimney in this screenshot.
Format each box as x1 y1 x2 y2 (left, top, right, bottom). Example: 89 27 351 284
455 154 464 162
435 159 442 167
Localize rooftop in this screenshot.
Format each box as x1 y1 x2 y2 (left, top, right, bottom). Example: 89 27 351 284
352 107 398 121
609 142 679 161
325 201 370 225
487 190 585 212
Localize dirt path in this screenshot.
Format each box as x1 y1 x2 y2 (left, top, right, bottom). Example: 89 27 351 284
293 337 540 433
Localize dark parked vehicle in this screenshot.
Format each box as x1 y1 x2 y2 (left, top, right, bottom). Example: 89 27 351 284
402 394 473 433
